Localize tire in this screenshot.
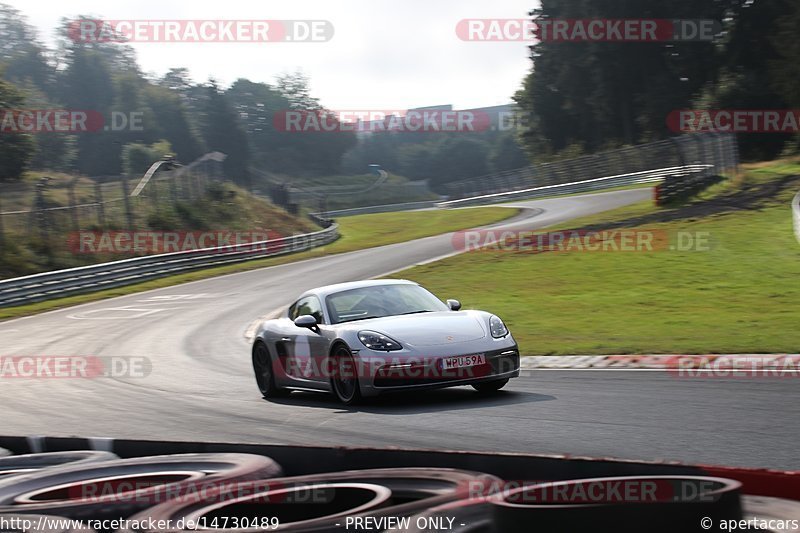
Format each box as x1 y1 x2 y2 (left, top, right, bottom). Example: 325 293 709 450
491 476 743 533
123 468 501 533
0 451 119 481
252 342 287 398
0 453 282 520
330 344 362 405
472 378 509 393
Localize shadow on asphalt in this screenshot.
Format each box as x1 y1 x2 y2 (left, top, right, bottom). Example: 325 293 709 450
262 387 555 414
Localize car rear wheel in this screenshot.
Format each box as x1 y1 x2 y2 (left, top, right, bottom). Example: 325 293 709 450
472 378 509 393
330 345 362 405
252 342 287 398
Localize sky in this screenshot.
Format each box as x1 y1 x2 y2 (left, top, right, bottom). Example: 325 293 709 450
10 0 537 111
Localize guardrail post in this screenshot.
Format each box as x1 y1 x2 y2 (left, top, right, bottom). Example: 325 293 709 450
121 177 135 229
34 177 50 243
169 173 179 205
68 181 80 232
94 180 106 229
150 177 159 209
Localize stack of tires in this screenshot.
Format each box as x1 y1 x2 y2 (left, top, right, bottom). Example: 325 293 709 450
0 450 796 532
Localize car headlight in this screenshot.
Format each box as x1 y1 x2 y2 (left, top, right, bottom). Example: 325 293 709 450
489 315 509 338
358 330 402 351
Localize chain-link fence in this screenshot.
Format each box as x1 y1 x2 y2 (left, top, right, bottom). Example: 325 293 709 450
0 154 226 248
441 133 738 201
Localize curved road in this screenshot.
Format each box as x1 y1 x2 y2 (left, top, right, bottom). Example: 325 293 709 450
1 189 797 470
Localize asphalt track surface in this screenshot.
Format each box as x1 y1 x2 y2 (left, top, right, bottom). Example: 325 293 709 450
2 189 797 470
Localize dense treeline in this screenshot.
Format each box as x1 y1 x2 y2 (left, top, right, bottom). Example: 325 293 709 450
514 0 800 162
1 1 797 186
0 7 357 184
341 129 530 190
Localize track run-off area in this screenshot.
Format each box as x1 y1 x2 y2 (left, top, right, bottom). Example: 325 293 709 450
1 188 797 470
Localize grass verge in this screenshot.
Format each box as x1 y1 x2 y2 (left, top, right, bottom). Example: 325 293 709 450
0 206 518 321
390 160 800 355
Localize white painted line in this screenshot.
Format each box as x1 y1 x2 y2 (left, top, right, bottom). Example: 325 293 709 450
67 307 167 320
244 306 285 341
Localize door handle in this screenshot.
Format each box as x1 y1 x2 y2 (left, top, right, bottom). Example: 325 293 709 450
281 337 292 342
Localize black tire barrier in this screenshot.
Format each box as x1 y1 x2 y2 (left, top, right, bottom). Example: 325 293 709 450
403 501 493 533
124 468 501 532
0 513 94 533
0 453 282 520
402 495 800 533
128 482 394 532
0 452 119 480
490 476 743 533
743 495 800 527
0 451 797 532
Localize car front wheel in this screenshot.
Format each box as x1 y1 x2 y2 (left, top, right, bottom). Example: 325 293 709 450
330 345 362 405
253 342 287 399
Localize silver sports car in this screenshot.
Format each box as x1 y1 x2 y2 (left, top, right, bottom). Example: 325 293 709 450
251 279 520 404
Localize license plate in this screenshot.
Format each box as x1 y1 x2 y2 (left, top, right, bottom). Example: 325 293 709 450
442 354 486 370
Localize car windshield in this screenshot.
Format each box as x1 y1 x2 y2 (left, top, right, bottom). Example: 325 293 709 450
326 284 449 324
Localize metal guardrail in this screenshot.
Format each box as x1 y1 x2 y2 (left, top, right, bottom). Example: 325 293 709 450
437 165 711 208
0 225 339 308
793 191 800 245
442 133 738 201
313 200 438 218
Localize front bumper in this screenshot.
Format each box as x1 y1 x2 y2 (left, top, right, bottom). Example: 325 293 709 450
364 347 520 393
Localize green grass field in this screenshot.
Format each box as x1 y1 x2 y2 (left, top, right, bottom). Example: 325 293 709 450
391 160 800 355
0 206 517 320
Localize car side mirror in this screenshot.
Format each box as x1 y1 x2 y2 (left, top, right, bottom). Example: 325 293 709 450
447 299 461 311
294 315 318 330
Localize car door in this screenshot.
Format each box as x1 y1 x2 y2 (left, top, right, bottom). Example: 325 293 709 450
283 296 330 385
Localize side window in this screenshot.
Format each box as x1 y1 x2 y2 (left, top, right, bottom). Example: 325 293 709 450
291 296 324 324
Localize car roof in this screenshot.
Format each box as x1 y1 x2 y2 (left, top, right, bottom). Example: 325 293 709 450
300 279 418 300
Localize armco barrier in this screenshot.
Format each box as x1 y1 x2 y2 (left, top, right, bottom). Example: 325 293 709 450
437 165 711 208
0 224 339 308
312 200 438 219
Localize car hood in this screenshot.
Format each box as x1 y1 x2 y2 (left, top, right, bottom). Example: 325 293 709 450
349 311 487 347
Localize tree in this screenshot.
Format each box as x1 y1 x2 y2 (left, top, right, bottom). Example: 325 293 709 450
769 0 800 108
122 140 172 176
59 43 118 174
276 72 320 110
199 81 251 187
143 84 202 163
489 131 531 172
0 4 55 96
0 76 34 181
697 0 791 159
515 0 725 158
